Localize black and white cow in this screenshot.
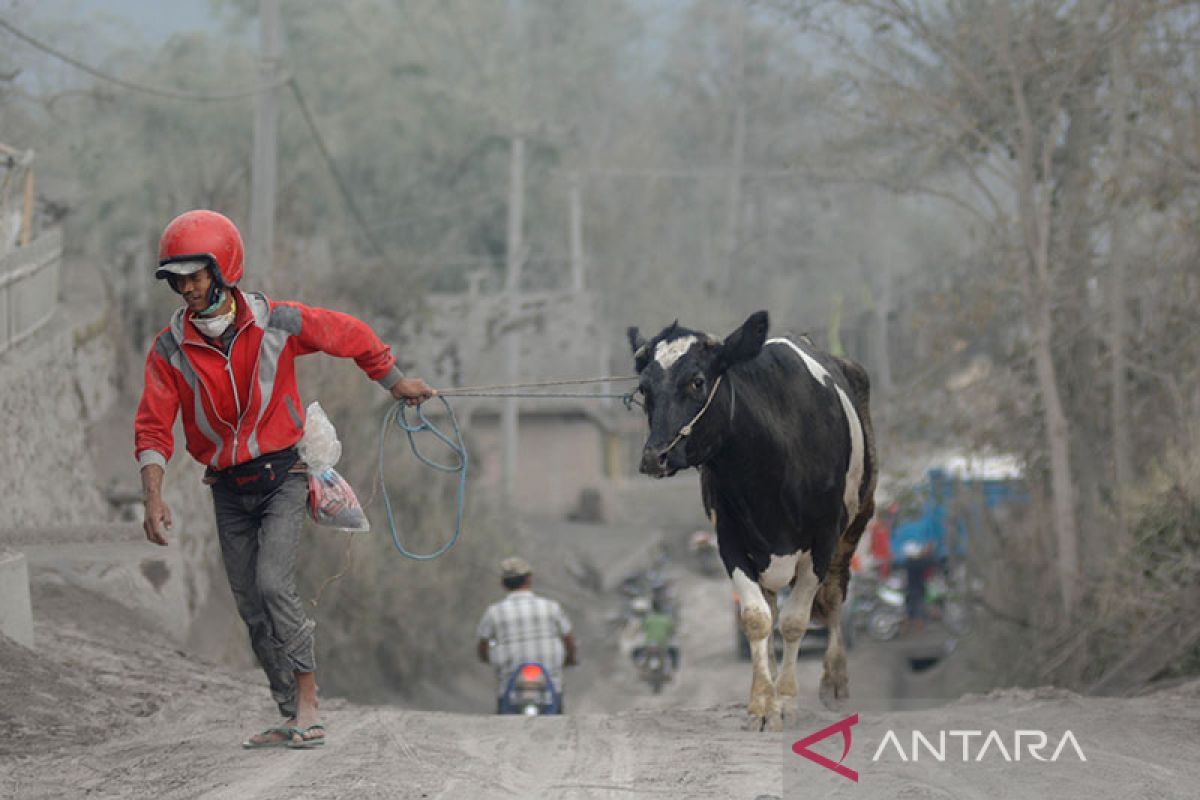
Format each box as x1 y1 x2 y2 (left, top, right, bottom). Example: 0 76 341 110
628 311 876 731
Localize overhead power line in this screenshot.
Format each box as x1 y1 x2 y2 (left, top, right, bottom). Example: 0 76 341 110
1 15 478 277
285 77 389 262
1 15 393 265
0 17 290 101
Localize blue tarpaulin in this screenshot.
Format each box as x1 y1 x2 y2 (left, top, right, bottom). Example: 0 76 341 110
890 466 1028 560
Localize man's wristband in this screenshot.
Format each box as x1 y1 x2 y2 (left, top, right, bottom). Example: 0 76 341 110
378 365 405 390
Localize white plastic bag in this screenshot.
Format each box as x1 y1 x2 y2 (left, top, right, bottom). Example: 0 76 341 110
298 402 369 532
297 402 342 473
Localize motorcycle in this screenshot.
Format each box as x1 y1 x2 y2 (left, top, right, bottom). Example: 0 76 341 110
926 573 972 636
866 571 973 641
498 661 562 716
866 575 907 641
845 573 881 634
633 644 673 694
687 530 722 577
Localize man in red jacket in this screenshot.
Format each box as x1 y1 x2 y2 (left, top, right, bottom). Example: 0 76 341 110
135 209 434 750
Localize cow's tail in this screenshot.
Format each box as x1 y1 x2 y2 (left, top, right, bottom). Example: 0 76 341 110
815 494 876 615
816 355 877 613
832 355 870 409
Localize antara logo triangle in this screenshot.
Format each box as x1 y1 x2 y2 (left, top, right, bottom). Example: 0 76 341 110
791 713 859 783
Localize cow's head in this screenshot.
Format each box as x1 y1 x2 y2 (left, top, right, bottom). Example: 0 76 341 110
628 310 769 477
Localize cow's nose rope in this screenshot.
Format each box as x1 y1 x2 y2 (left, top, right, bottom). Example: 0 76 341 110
662 374 724 456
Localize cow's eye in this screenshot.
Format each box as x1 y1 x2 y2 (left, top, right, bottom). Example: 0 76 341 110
691 375 705 392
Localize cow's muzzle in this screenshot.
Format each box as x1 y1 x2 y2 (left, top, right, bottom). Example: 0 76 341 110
640 446 681 478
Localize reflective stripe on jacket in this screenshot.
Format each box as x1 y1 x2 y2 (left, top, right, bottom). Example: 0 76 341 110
134 289 402 471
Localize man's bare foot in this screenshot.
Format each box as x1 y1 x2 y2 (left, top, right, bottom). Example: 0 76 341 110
290 705 325 749
290 723 325 748
292 710 324 745
291 672 324 746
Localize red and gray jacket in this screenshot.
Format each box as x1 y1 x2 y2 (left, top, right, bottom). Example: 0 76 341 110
134 289 402 472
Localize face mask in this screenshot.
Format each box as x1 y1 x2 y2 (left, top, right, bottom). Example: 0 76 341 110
192 299 237 338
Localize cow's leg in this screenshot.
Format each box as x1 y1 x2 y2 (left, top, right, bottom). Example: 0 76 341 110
764 589 779 681
732 569 780 731
816 576 849 709
776 551 820 721
817 504 874 709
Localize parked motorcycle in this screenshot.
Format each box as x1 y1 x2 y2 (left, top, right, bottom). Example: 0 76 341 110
687 530 722 577
866 575 907 641
498 662 562 716
926 573 972 636
845 573 882 634
866 571 972 641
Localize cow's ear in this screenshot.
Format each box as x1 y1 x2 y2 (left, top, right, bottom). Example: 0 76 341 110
717 310 768 370
628 326 650 372
627 326 646 354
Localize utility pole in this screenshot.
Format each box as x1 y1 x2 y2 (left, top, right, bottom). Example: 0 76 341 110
502 135 526 502
250 0 282 284
19 156 33 246
568 171 585 292
720 2 747 296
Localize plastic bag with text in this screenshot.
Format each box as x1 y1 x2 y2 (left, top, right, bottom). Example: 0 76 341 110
298 402 369 532
307 467 370 532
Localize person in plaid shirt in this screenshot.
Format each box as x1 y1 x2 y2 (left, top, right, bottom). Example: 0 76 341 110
477 557 578 711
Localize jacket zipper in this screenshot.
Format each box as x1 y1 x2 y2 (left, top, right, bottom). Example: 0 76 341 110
184 320 253 468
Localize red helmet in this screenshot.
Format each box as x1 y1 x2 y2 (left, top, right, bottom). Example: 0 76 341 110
156 210 244 286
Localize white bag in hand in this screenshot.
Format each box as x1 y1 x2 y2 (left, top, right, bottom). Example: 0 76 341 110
298 402 369 532
297 402 342 472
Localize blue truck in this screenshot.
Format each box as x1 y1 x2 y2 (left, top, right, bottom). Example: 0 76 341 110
889 455 1028 561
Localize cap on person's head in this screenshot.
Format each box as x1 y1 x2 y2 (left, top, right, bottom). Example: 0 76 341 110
500 557 532 581
155 258 210 279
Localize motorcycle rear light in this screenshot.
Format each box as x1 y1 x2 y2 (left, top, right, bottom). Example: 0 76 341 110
519 664 545 682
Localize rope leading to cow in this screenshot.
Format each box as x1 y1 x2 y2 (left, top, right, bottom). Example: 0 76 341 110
379 375 639 560
379 396 469 561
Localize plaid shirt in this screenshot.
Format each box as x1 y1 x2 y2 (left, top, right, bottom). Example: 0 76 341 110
477 590 573 693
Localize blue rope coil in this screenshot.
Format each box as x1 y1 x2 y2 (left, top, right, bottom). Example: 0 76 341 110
378 397 468 560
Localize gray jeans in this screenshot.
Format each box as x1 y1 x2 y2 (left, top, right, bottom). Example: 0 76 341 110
211 472 315 718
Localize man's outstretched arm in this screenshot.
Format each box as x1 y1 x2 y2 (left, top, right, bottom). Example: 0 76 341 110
284 302 436 404
135 340 179 547
140 464 172 546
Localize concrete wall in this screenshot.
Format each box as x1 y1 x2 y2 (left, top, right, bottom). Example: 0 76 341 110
468 413 609 518
0 240 237 652
0 252 113 527
0 549 33 647
3 526 189 642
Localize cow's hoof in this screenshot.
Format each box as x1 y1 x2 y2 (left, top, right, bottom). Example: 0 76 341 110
819 674 848 711
778 694 800 723
744 711 784 733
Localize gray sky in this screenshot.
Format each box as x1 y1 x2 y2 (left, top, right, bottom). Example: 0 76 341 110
23 0 239 41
